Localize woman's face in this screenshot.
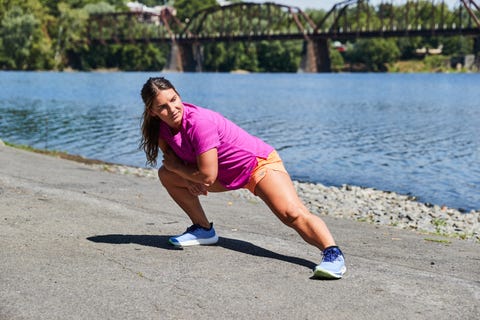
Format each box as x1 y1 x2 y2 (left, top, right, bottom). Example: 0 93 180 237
150 88 184 130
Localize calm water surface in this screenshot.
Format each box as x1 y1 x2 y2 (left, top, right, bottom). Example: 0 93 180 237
1 71 479 211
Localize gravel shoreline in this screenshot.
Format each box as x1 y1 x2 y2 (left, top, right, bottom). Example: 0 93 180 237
94 163 480 242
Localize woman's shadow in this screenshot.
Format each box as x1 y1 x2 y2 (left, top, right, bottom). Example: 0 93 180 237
87 234 317 270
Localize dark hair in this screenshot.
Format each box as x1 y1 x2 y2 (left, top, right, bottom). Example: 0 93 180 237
139 77 179 166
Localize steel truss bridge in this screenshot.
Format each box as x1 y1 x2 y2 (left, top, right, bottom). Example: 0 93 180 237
87 0 480 72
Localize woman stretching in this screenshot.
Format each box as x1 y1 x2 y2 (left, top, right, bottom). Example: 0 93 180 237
140 77 346 279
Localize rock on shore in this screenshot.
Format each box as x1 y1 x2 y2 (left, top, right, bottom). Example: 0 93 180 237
93 163 480 242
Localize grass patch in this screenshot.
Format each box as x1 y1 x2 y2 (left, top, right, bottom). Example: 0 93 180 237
424 238 451 244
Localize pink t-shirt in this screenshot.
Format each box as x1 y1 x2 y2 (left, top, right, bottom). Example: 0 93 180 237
159 103 274 189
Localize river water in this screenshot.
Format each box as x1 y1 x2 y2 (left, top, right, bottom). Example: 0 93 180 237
0 71 479 211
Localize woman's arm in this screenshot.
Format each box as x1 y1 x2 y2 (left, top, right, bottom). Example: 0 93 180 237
158 138 169 154
162 148 219 187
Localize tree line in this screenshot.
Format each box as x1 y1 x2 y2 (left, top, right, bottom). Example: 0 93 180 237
0 0 477 72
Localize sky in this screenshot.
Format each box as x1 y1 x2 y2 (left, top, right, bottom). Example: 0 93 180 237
247 0 460 11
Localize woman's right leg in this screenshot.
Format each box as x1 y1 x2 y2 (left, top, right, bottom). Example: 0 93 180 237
158 166 211 229
254 169 336 251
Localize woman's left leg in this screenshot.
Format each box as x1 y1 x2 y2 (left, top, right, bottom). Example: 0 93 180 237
158 166 211 229
254 170 336 251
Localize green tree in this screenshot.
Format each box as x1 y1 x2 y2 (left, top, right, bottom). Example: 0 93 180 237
39 0 125 18
55 3 89 69
329 47 345 72
304 8 327 26
235 42 259 72
117 43 167 71
423 55 450 72
174 0 218 23
397 37 423 59
257 40 301 72
142 0 171 6
83 1 116 14
203 42 229 71
0 6 53 69
441 36 472 56
346 38 400 72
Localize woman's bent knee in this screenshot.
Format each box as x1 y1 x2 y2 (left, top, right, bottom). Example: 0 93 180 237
278 204 307 227
158 166 177 187
158 166 166 180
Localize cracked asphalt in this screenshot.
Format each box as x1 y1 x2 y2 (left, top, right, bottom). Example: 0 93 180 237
1 145 479 319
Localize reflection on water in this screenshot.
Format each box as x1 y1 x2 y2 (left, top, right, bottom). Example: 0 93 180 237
1 71 479 211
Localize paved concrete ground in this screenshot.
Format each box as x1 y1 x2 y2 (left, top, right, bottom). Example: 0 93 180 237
1 145 479 320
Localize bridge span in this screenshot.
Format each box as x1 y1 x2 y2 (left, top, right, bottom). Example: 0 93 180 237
87 0 480 72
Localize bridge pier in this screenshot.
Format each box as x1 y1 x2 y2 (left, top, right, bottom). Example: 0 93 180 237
164 41 203 72
474 36 480 68
300 38 331 73
179 42 203 72
163 41 182 72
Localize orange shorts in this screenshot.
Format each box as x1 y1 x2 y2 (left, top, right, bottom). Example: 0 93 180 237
243 150 288 194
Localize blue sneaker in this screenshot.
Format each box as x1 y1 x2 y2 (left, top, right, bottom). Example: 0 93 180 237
313 246 346 279
169 223 218 247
